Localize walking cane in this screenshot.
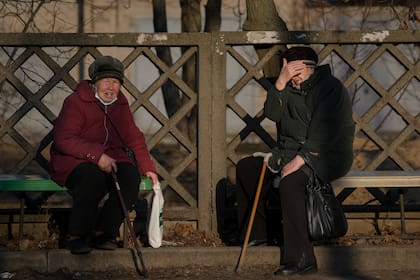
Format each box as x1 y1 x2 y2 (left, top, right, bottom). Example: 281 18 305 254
235 156 268 272
111 170 149 278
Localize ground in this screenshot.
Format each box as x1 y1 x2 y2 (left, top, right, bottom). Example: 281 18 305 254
1 225 420 280
4 266 420 280
2 222 420 251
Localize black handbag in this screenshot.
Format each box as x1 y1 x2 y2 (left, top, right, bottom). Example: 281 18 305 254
306 172 348 241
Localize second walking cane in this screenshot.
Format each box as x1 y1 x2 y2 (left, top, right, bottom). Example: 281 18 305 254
235 158 267 272
111 170 149 278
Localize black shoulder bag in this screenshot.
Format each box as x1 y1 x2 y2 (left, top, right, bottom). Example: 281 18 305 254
304 98 348 241
305 170 348 241
96 102 139 169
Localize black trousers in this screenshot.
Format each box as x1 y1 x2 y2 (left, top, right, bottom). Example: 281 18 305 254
65 162 140 238
236 156 315 263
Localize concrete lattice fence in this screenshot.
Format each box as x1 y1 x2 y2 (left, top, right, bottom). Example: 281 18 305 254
0 30 419 232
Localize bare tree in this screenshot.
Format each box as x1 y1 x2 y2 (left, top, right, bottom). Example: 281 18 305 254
152 0 183 118
175 0 222 141
204 0 222 31
0 1 46 120
148 0 223 143
242 0 288 83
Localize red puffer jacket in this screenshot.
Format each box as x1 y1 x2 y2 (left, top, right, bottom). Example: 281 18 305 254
49 80 156 186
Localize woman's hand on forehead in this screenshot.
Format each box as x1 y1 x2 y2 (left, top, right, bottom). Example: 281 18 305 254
285 60 306 75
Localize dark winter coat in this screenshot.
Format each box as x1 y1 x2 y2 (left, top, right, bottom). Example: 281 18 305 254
49 80 156 186
264 64 355 182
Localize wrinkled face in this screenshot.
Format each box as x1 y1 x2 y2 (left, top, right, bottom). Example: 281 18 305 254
95 77 121 103
290 60 315 88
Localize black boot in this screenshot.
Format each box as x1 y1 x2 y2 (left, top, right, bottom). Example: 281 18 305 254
93 234 118 250
273 245 287 271
274 253 317 276
69 237 92 255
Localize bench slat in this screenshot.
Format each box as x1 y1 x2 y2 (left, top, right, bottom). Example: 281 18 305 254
0 175 153 191
0 180 66 191
333 171 420 188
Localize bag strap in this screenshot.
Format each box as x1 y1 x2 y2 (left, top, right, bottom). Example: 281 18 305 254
96 101 128 148
96 102 139 169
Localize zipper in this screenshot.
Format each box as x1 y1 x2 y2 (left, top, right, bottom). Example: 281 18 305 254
103 106 109 146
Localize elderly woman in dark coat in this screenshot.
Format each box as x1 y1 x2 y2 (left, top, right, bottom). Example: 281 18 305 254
236 46 354 276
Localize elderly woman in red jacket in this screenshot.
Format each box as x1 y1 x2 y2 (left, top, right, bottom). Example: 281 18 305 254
49 56 158 254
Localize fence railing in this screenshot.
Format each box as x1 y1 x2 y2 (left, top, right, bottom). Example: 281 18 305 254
0 30 419 232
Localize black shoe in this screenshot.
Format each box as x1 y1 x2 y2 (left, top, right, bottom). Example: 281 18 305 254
273 264 286 275
273 253 317 276
248 239 268 246
224 237 241 246
69 238 92 255
93 235 118 250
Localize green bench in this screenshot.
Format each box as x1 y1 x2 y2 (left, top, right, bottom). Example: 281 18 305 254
0 175 66 240
0 174 152 242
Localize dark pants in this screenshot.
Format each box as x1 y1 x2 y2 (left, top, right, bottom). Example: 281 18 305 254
65 162 140 238
236 156 315 264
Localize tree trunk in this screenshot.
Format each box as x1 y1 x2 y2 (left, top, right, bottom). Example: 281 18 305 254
180 0 201 90
204 0 221 32
179 0 202 142
178 0 221 141
180 0 202 33
152 0 182 117
242 0 288 82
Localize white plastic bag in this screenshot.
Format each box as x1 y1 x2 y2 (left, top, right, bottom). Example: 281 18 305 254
148 182 164 248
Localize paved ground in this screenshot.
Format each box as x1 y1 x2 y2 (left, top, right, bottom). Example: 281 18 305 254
3 266 417 280
1 246 419 279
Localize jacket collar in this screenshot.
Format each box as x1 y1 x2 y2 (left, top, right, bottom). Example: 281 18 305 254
299 64 331 92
